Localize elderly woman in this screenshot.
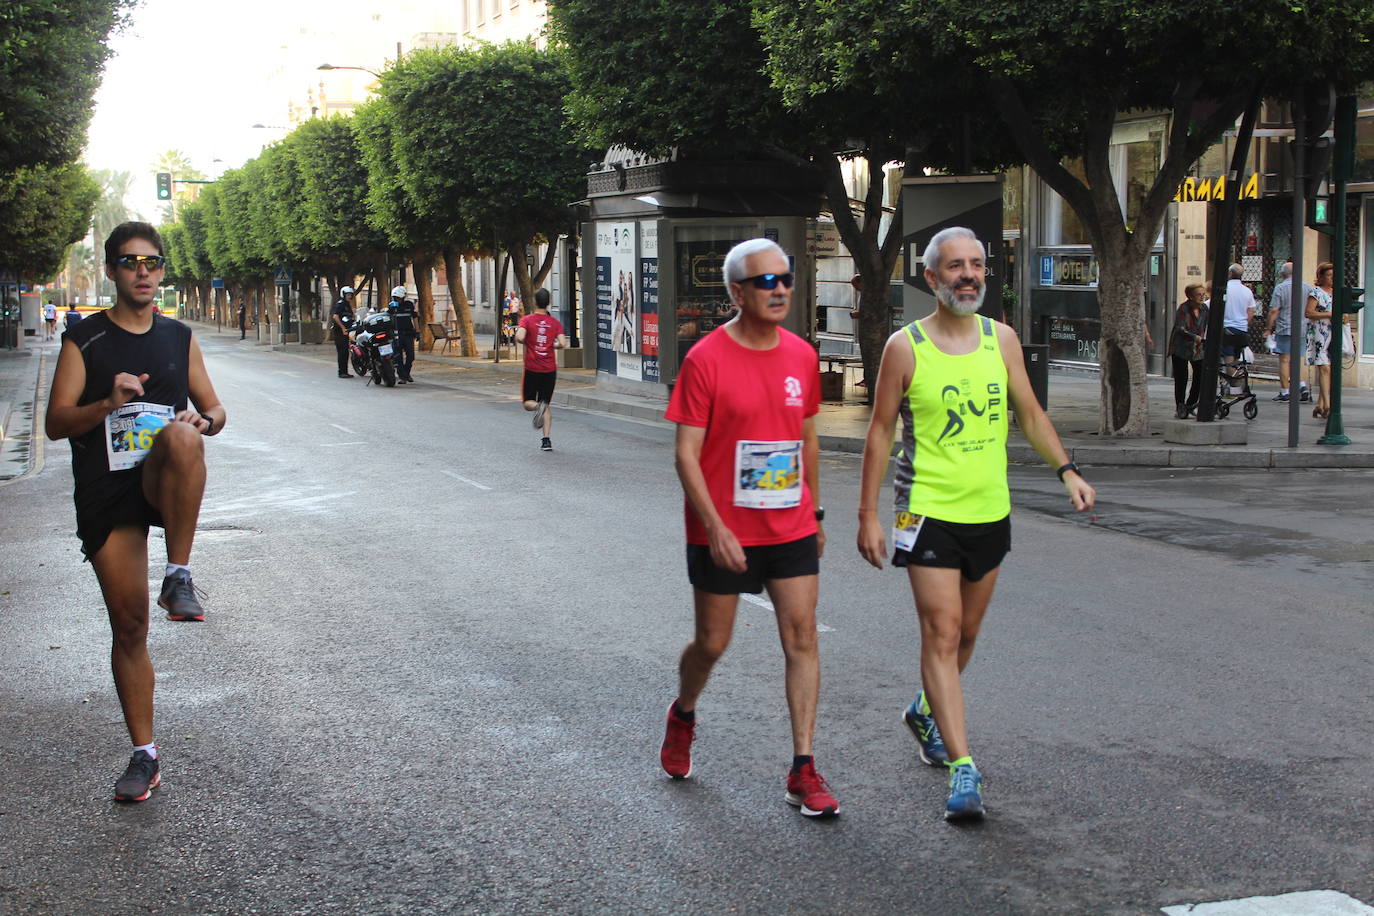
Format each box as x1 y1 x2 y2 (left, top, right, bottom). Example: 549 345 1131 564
1169 283 1209 418
1305 261 1335 418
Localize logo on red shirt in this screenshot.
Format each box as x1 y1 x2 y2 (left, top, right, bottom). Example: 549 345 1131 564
784 376 803 407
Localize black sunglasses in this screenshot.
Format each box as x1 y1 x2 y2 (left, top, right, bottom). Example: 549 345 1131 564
737 272 794 290
113 254 166 271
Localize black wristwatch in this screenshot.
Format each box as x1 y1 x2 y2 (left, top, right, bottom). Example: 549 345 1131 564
203 414 215 435
814 506 826 521
1056 462 1080 482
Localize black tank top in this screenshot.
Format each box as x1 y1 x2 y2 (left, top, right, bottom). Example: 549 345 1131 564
64 311 191 486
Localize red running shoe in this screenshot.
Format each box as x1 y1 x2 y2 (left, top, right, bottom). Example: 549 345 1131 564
785 761 840 817
659 702 694 779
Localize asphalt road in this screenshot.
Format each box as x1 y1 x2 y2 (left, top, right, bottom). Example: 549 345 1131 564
2 336 1371 915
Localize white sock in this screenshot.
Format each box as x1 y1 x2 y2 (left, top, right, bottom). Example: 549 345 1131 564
165 563 190 578
1280 389 1289 396
133 742 158 759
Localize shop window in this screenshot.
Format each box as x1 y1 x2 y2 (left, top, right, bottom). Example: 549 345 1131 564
1040 158 1091 246
673 224 757 368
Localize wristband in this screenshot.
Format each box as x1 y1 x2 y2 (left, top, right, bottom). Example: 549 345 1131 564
203 414 215 435
1056 462 1080 482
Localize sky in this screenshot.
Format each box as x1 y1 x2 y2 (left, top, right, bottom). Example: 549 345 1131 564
84 0 454 220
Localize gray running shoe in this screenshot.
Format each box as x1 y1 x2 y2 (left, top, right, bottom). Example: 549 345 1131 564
114 750 161 802
533 399 548 429
158 570 205 622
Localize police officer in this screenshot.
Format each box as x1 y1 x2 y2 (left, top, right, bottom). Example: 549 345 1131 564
331 286 356 378
388 285 418 384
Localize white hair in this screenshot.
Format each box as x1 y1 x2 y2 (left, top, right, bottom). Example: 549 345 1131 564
1228 263 1243 279
1279 261 1293 279
722 238 789 303
923 227 985 274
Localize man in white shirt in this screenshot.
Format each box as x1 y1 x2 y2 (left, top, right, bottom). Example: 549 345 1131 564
1222 264 1255 387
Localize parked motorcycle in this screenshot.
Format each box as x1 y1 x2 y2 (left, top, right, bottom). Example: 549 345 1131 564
351 311 398 387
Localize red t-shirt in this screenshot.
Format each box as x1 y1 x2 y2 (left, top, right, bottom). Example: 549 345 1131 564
665 326 820 546
520 313 563 372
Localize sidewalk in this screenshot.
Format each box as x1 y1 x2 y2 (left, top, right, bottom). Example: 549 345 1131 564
7 322 1374 481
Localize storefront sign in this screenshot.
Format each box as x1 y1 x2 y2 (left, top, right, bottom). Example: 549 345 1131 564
1039 256 1054 286
1046 316 1101 363
640 220 660 383
1174 173 1259 202
690 253 726 288
1051 254 1099 287
595 222 636 374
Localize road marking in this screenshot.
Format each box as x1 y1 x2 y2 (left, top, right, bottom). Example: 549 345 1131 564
739 592 834 632
330 423 357 434
442 469 492 491
321 441 366 447
1162 890 1374 915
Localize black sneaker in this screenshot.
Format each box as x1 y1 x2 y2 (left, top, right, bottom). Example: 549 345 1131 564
1272 392 1290 402
158 570 205 622
114 750 161 802
540 437 553 452
338 372 353 379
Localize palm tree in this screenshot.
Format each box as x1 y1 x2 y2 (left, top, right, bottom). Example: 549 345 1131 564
66 243 96 306
90 170 135 302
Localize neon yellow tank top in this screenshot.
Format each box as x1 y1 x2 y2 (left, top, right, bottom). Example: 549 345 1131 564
892 316 1010 523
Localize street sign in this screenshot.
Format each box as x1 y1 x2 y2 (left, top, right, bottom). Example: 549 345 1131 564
274 266 292 285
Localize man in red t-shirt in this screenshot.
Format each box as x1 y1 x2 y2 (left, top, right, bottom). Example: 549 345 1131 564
658 238 838 819
516 288 567 452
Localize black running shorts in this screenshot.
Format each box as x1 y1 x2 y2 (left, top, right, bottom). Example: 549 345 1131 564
522 369 556 404
686 533 819 595
74 466 163 559
892 515 1010 582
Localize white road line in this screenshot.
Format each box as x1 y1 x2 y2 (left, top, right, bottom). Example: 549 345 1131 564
330 423 357 434
1161 890 1374 915
740 592 834 632
441 469 492 491
321 441 367 447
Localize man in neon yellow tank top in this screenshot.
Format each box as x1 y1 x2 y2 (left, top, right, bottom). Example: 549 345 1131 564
857 227 1095 821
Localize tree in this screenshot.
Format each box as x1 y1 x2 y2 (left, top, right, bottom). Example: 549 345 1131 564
291 117 388 299
382 43 587 348
0 0 131 172
66 242 97 305
0 162 100 281
767 0 1374 435
548 0 996 395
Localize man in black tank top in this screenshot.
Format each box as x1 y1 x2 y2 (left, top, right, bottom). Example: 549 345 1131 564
45 222 227 803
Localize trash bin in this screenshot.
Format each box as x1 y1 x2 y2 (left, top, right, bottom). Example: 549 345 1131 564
820 369 845 401
1021 344 1048 409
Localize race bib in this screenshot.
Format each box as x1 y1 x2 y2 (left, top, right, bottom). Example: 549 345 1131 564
105 402 174 471
893 511 925 552
733 440 802 509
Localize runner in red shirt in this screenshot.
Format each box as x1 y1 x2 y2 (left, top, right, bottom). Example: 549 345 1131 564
658 238 839 818
516 288 567 451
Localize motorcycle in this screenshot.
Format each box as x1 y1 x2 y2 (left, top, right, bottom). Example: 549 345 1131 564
350 311 399 387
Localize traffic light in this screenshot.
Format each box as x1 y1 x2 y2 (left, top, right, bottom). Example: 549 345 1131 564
156 172 172 200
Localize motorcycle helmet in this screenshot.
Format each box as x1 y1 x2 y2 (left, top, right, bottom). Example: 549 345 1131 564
391 285 407 299
341 286 355 296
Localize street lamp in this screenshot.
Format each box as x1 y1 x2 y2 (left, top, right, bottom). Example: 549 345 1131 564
316 63 381 78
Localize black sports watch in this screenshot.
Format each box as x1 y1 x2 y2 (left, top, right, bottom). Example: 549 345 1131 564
1056 462 1080 482
814 506 826 521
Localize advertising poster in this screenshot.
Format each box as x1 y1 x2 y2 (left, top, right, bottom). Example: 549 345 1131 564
639 220 660 384
595 222 636 374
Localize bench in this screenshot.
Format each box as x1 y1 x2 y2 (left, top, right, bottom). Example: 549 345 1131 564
427 322 462 355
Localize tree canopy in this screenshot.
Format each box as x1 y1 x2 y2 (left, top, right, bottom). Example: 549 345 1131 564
0 162 100 280
762 0 1374 434
0 0 130 172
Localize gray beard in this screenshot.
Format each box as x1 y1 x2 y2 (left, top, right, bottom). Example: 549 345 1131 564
936 280 985 317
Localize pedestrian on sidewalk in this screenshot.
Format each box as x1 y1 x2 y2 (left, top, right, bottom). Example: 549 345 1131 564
236 298 246 340
43 300 57 340
1263 261 1311 403
658 238 839 819
44 221 227 803
856 227 1094 822
1305 262 1335 419
331 286 355 378
388 285 418 384
1222 264 1256 391
1169 284 1208 418
516 288 566 451
64 304 82 330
